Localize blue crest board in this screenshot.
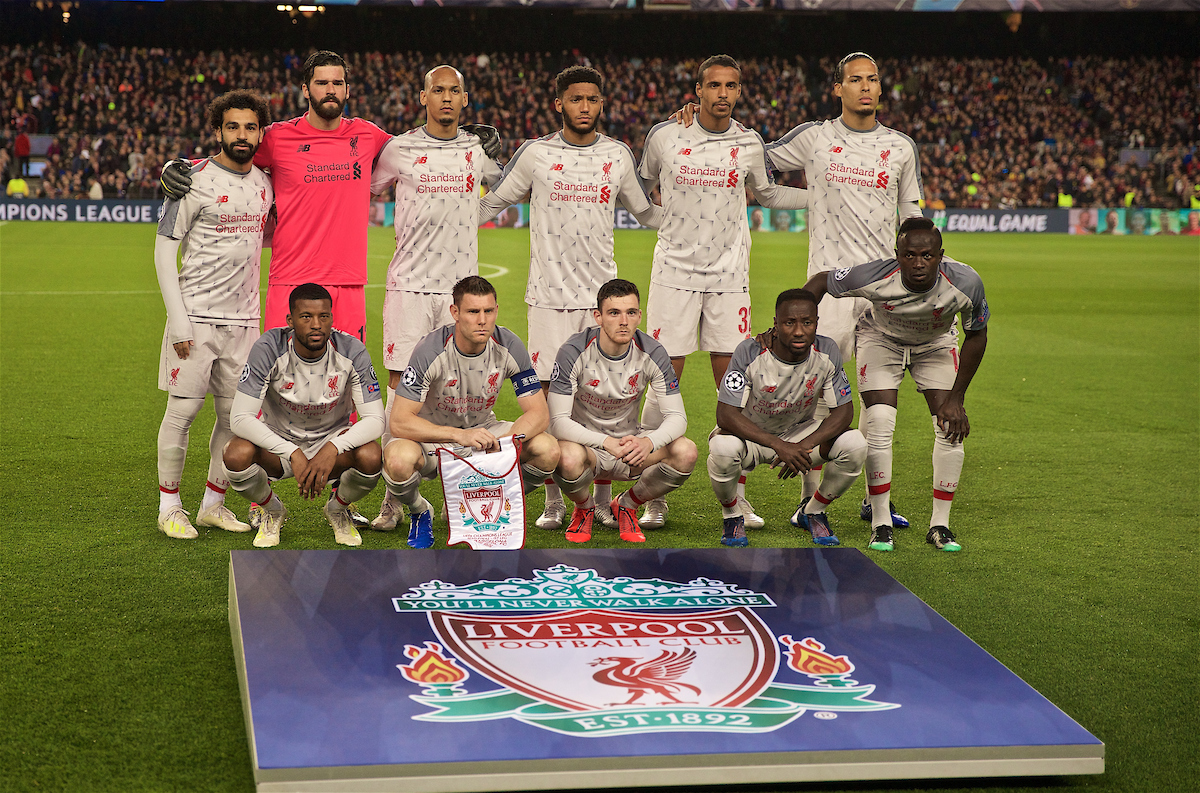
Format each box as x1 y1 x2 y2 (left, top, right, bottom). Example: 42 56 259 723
228 549 1102 792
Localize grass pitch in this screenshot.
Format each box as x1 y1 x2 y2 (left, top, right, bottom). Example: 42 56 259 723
0 222 1197 792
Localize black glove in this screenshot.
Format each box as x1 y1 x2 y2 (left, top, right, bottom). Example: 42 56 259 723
461 124 501 160
160 158 193 200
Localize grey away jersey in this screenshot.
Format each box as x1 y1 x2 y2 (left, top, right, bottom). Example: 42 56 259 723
157 158 273 325
479 132 664 310
231 328 384 457
371 128 503 293
639 119 807 293
765 119 922 275
398 324 541 429
547 327 687 452
826 256 989 345
717 336 852 437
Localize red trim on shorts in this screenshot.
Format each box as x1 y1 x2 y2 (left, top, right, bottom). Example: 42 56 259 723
933 488 956 501
868 482 891 495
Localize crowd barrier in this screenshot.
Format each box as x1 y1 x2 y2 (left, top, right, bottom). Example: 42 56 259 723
5 199 1198 236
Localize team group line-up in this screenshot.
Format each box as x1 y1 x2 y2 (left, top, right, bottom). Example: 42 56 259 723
154 49 988 553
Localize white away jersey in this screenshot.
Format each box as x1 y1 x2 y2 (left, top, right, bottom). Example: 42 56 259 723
827 256 989 345
765 118 922 275
547 327 686 451
717 336 852 437
639 119 806 293
156 158 272 325
480 132 663 309
232 328 384 456
371 128 503 293
398 324 541 429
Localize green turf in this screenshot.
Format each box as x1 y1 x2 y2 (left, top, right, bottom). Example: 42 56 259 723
1 222 1197 792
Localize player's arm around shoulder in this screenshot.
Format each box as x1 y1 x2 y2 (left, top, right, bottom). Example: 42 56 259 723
747 132 807 211
763 121 820 175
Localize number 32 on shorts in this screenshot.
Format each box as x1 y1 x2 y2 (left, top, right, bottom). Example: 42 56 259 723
738 306 751 335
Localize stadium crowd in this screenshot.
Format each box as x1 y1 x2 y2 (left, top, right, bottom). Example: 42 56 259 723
2 43 1197 208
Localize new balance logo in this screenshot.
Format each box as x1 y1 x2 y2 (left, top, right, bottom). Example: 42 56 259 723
550 163 563 171
677 148 692 156
414 155 428 165
828 146 843 154
217 196 228 203
762 385 776 393
588 379 600 388
446 379 458 387
297 144 311 152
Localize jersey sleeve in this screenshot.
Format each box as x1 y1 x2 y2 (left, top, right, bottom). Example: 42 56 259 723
156 192 202 240
945 260 990 331
814 336 853 408
253 123 277 169
614 143 663 228
397 329 445 403
548 332 587 397
746 133 807 210
331 335 385 453
716 339 760 409
369 121 393 158
641 333 687 450
369 138 401 194
480 151 504 186
638 121 671 191
764 122 817 174
479 140 536 222
895 130 924 207
495 326 541 397
230 331 298 457
236 331 282 400
827 258 898 298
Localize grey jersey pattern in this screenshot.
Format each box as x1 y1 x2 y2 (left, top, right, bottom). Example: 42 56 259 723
235 328 382 451
639 119 805 293
765 118 922 276
717 336 852 437
548 327 684 449
827 256 989 345
480 132 663 310
398 324 541 429
156 158 272 325
371 128 502 293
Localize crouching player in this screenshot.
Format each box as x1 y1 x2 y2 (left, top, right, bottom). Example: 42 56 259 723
708 289 866 547
548 280 697 544
803 217 988 552
223 284 385 548
381 276 560 549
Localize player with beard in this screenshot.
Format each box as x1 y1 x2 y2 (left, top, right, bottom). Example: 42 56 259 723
153 90 273 540
477 66 664 532
367 65 503 531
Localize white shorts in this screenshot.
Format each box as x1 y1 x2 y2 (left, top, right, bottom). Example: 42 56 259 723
708 420 822 472
275 426 353 480
527 306 596 381
816 293 870 364
158 322 257 399
414 420 515 479
854 322 959 393
382 291 454 373
645 282 751 358
591 447 636 483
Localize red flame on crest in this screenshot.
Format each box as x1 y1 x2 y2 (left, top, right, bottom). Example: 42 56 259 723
399 642 468 684
779 635 854 676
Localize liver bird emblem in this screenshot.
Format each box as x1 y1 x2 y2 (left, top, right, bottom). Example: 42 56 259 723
589 649 701 706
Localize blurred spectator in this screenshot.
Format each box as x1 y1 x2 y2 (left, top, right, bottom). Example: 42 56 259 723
1 44 1194 208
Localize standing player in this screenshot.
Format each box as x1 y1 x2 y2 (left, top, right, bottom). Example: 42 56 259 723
381 276 560 549
708 289 866 548
803 218 988 552
224 284 385 548
367 65 503 530
153 90 273 540
548 279 697 544
639 54 807 529
477 66 664 531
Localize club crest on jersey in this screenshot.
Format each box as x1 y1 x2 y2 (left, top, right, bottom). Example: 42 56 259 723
402 366 419 388
465 151 474 166
393 565 898 737
601 161 612 181
260 188 267 201
931 307 945 322
729 147 740 168
486 371 501 395
723 370 746 393
833 267 851 281
877 149 890 168
325 375 340 399
350 136 360 158
626 373 640 395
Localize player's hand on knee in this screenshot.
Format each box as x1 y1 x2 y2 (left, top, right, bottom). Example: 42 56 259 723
772 442 811 479
936 403 970 444
301 443 339 498
461 124 501 160
617 436 653 468
160 158 193 199
459 427 499 452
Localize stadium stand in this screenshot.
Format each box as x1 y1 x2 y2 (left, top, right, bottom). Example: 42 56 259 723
2 43 1196 208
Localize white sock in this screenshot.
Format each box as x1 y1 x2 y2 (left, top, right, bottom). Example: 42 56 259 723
200 481 225 511
931 416 964 527
544 482 563 506
593 479 612 507
159 488 183 513
864 404 898 528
